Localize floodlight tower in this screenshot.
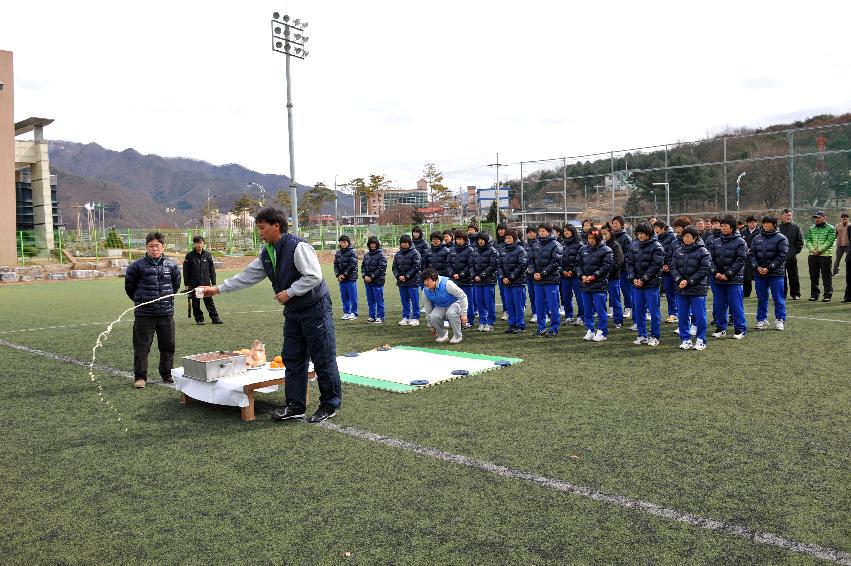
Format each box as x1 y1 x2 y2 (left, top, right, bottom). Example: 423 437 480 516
271 12 310 234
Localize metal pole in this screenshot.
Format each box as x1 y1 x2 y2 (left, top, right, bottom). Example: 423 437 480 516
334 175 340 239
496 152 500 221
722 137 728 213
610 151 615 217
664 144 669 223
520 161 525 229
285 54 299 234
788 131 795 210
562 157 568 225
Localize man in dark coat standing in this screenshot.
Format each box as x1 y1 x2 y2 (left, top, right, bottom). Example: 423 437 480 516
779 208 803 300
183 236 222 325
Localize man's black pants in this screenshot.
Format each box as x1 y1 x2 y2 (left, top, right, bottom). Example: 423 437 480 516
133 315 176 381
282 295 342 412
191 296 219 322
784 259 800 298
807 255 833 299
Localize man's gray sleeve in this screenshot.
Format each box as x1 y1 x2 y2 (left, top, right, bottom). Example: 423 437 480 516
218 256 266 293
446 280 468 313
422 294 434 317
288 242 323 297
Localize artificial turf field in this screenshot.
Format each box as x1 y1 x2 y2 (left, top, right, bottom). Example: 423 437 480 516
0 259 849 565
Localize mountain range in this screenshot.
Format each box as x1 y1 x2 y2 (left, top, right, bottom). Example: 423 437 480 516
48 141 352 228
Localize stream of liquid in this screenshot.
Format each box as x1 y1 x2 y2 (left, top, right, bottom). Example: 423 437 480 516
89 290 192 432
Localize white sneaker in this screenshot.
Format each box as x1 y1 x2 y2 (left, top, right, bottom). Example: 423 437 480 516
341 313 351 320
690 325 697 336
647 337 660 347
623 308 632 318
559 306 566 316
571 318 582 326
482 325 493 332
583 330 594 341
530 314 538 323
592 330 607 342
711 329 726 338
665 315 678 324
633 336 648 345
374 318 384 324
564 317 574 324
435 334 449 343
775 320 785 331
679 340 693 350
449 334 463 344
367 317 375 323
398 318 410 326
409 319 420 326
501 312 509 321
756 320 768 330
694 339 707 351
646 313 652 321
630 323 638 331
477 324 485 332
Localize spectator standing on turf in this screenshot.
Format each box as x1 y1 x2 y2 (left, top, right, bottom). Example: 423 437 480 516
708 216 747 339
361 236 386 323
654 220 679 324
410 226 428 257
334 234 358 320
499 230 528 334
531 223 563 337
742 215 760 298
126 232 182 389
627 223 665 346
495 223 509 321
601 224 625 329
611 216 633 319
779 209 804 300
833 213 849 276
805 211 836 302
447 230 476 327
524 226 538 323
577 228 614 342
471 231 498 332
580 219 593 244
751 215 789 331
183 235 221 326
422 268 469 344
423 231 450 277
671 226 712 351
393 234 422 325
199 208 342 423
843 220 851 303
559 224 584 326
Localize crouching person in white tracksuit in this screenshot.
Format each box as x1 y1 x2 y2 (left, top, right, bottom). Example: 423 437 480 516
421 268 469 344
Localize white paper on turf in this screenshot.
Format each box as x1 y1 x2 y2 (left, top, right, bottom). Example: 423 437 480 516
335 349 496 385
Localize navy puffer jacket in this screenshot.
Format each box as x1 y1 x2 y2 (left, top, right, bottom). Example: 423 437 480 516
392 245 421 287
411 234 428 257
605 238 624 279
613 230 631 267
560 235 582 278
448 241 475 286
670 241 712 296
749 229 789 277
523 238 537 276
333 246 358 281
627 237 665 288
423 244 450 277
531 235 563 284
124 254 182 316
657 228 677 269
709 232 747 284
471 233 499 285
499 242 527 287
576 243 614 292
361 240 387 286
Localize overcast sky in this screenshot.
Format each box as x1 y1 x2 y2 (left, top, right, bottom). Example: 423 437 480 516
4 0 851 193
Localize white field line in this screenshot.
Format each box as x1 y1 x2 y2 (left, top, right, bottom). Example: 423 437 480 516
0 337 846 565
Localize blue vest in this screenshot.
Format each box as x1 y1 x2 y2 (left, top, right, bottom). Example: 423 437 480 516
423 276 457 308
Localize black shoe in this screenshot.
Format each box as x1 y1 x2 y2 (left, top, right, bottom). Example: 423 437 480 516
536 329 548 337
270 404 305 421
790 296 800 301
211 318 224 324
547 330 559 337
822 297 832 303
808 297 818 302
503 326 515 334
162 376 175 384
833 270 840 276
308 405 338 423
512 327 524 334
196 320 205 325
842 298 850 303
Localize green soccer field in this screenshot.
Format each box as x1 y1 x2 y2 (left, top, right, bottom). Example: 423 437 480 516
1 261 849 564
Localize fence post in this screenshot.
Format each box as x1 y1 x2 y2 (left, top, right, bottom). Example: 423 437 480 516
18 231 24 265
57 230 63 264
788 131 795 211
94 229 99 264
127 229 132 259
722 137 728 213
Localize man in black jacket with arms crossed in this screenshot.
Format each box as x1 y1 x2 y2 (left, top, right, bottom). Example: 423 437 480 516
183 236 222 325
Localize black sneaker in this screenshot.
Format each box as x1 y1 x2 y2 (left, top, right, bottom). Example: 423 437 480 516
808 297 818 302
512 327 524 334
503 326 515 334
822 297 832 303
211 318 224 324
162 376 175 384
270 404 305 421
308 405 338 423
536 329 548 337
547 330 559 337
196 320 205 325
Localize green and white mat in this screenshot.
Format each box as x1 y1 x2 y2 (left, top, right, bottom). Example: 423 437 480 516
336 345 522 393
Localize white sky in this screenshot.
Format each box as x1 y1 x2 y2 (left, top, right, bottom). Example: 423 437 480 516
4 0 851 193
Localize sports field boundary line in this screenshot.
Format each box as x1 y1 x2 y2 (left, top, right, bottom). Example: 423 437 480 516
319 422 851 565
2 338 850 564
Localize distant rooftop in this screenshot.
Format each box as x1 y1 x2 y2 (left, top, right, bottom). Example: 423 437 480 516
15 117 54 136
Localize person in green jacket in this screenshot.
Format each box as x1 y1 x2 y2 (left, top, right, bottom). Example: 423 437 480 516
805 210 836 302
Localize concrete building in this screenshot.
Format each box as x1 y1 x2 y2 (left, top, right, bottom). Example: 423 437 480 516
354 179 429 219
1 50 57 264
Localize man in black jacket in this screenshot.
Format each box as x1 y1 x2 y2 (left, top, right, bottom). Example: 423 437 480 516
183 236 222 325
779 209 804 300
125 232 182 388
